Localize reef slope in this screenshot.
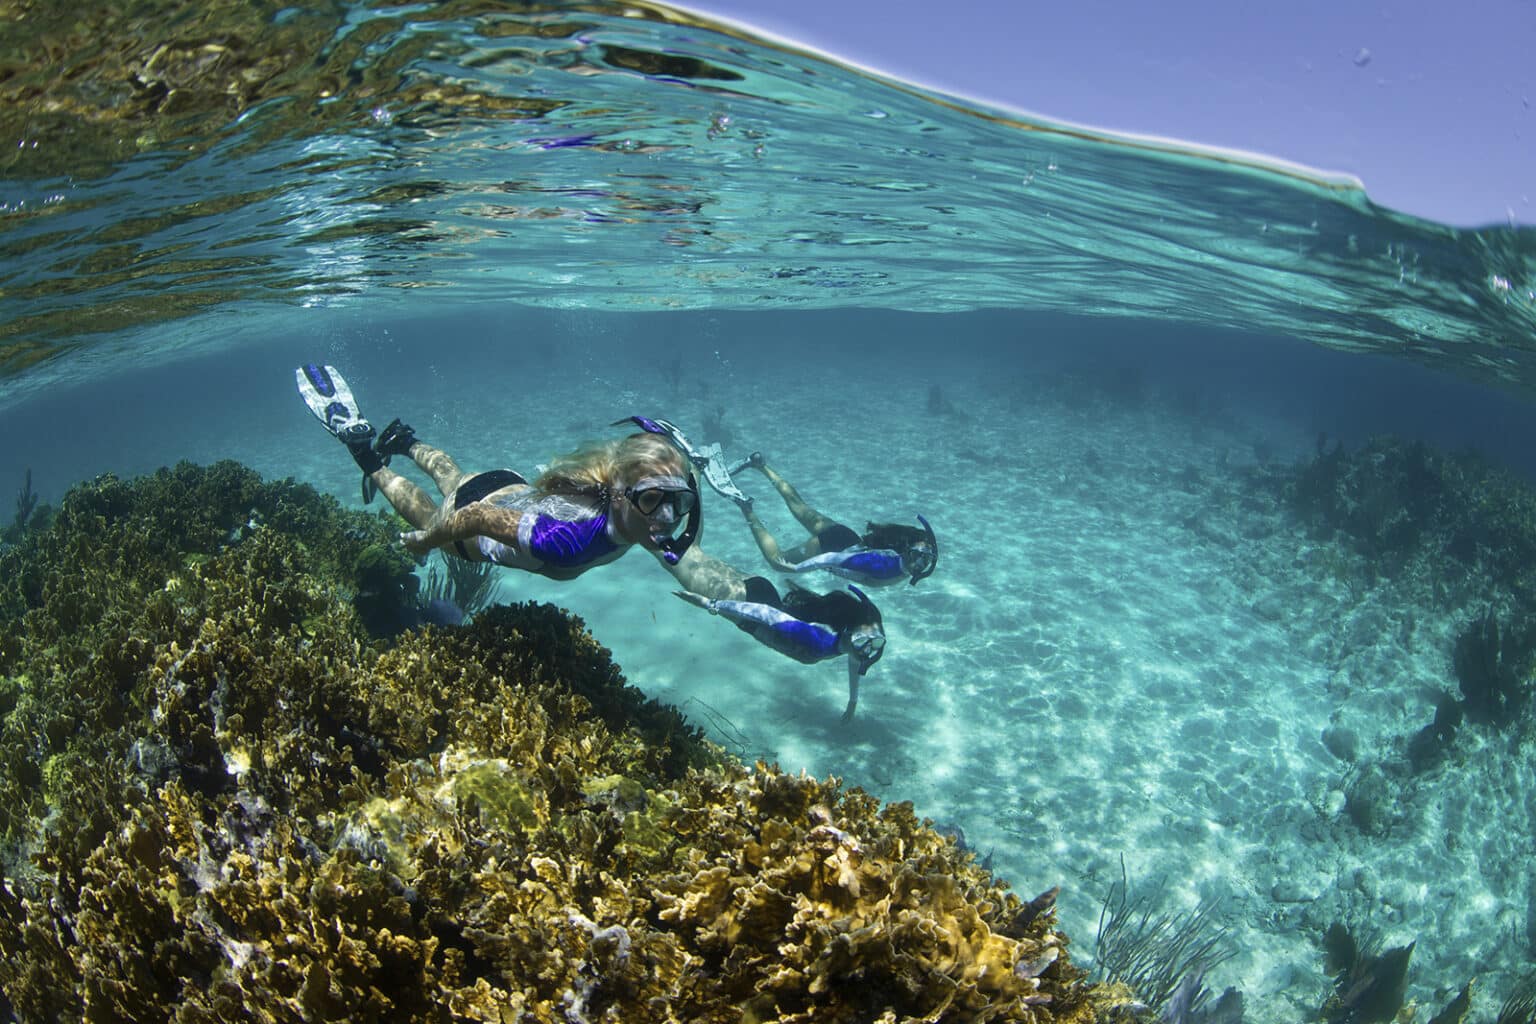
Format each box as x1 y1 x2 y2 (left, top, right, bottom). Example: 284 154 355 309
0 461 1107 1023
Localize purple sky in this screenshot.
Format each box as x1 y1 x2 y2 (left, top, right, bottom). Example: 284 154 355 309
678 0 1533 228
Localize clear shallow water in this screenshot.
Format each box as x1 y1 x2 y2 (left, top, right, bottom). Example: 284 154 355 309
5 2 1536 1021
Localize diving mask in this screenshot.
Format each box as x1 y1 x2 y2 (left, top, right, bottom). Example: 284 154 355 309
625 474 698 521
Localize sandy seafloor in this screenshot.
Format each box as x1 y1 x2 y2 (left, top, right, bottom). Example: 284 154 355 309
7 308 1536 1021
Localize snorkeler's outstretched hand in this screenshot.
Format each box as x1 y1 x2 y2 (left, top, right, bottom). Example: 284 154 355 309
672 590 717 614
400 529 432 555
841 659 861 724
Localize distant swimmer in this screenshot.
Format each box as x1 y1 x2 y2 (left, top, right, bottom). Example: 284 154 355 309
295 365 701 577
672 574 885 722
728 451 938 587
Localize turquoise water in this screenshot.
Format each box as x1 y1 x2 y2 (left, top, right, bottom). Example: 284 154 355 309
5 2 1536 1020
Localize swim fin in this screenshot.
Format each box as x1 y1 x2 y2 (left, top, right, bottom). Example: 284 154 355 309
295 364 382 476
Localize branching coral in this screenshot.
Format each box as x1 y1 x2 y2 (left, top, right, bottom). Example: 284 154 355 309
1452 606 1536 727
0 460 1117 1023
11 468 37 537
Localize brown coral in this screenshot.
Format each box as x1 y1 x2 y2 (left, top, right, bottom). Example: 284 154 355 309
0 461 1115 1022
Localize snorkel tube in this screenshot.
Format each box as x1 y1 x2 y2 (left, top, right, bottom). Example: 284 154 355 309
908 514 938 584
612 415 702 566
845 584 885 675
651 470 700 565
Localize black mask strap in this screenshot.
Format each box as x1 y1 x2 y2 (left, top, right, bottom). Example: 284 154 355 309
845 585 885 673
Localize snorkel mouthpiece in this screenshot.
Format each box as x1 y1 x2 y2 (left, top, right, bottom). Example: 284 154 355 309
651 471 700 564
909 514 938 584
613 414 671 436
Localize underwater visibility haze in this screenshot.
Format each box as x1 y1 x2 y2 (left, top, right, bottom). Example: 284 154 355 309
3 2 1536 1022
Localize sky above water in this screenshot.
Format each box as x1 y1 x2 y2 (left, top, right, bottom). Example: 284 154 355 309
680 0 1536 229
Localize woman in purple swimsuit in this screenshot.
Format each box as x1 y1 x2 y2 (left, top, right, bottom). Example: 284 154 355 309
297 365 700 577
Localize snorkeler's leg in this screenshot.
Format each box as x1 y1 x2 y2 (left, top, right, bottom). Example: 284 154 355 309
376 418 473 496
756 460 838 536
371 468 439 528
742 504 787 565
409 444 473 496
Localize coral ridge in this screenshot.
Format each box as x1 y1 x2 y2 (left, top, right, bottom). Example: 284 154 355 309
0 461 1114 1023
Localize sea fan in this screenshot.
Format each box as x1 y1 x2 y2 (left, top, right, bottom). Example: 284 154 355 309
423 551 500 618
1091 857 1237 1021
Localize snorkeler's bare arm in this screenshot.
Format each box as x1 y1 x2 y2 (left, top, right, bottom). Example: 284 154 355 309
660 544 753 601
400 503 522 555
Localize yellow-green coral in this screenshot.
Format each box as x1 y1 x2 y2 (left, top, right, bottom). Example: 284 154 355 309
0 461 1120 1022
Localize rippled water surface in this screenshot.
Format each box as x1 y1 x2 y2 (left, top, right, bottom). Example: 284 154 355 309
3 0 1535 402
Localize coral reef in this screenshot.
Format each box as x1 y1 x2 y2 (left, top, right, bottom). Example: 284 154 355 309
0 460 1115 1022
1283 437 1536 760
1284 436 1536 601
1286 437 1444 574
1451 606 1536 727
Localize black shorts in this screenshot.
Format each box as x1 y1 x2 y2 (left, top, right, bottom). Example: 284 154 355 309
451 469 527 559
453 469 527 509
815 522 861 552
743 575 783 608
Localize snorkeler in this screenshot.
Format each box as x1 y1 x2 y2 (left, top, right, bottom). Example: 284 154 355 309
668 548 886 721
297 368 887 716
612 416 891 719
295 365 701 576
728 452 938 587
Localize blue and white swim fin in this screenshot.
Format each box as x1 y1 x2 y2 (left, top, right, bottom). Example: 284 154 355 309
295 364 373 445
296 364 381 501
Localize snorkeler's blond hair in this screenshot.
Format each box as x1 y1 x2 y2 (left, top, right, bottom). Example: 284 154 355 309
535 433 683 496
